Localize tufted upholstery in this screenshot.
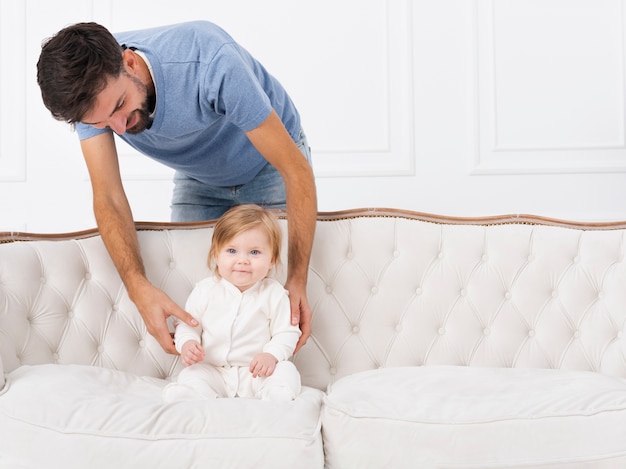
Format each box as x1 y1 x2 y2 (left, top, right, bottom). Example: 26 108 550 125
1 209 626 392
297 213 626 389
3 209 626 468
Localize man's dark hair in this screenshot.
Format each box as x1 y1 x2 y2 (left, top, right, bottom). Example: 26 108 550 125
37 22 124 124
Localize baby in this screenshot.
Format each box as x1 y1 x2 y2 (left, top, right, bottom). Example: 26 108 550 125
163 204 301 402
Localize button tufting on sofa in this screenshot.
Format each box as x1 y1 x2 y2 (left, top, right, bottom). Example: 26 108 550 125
2 210 626 468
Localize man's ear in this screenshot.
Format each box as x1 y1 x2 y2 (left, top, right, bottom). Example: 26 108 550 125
122 48 139 74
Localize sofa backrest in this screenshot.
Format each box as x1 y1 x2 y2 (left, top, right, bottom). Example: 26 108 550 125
1 209 626 391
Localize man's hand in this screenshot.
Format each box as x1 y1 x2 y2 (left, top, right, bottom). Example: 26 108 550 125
286 280 312 354
132 282 199 354
250 352 278 378
180 340 205 366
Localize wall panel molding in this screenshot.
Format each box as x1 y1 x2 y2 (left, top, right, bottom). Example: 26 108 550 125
472 0 626 174
311 0 415 177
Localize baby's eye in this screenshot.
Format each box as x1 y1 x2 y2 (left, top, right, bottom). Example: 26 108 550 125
226 248 237 254
250 249 261 255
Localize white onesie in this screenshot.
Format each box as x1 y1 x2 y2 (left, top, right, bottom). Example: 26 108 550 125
163 276 301 401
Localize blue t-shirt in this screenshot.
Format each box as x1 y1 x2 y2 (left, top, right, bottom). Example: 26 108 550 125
76 21 301 186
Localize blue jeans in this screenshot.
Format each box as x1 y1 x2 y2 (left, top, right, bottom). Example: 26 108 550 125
171 129 311 222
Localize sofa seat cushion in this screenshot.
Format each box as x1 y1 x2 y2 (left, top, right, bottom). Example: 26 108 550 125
0 364 324 469
322 366 626 468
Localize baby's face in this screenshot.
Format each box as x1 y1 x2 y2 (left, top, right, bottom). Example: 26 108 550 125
214 227 274 292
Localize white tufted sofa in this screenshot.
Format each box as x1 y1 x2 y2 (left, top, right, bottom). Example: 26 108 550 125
1 208 626 468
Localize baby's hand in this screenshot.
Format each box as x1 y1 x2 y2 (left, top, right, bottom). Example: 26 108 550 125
250 353 278 378
180 340 204 366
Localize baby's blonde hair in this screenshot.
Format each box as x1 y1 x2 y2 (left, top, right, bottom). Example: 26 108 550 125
208 204 282 277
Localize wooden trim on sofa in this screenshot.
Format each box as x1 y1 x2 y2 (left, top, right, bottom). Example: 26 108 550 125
1 208 625 243
0 219 220 243
313 208 626 230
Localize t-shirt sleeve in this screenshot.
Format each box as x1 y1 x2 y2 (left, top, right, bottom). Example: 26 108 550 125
204 43 273 132
75 122 110 141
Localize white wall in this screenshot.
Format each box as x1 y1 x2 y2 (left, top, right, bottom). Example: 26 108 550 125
1 0 625 233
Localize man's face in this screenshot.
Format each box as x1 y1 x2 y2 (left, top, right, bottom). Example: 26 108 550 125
81 71 152 135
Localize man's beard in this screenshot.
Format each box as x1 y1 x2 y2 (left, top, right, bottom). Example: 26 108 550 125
125 106 152 134
125 74 154 135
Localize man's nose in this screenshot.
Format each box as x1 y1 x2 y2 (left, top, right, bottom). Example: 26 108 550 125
108 113 127 134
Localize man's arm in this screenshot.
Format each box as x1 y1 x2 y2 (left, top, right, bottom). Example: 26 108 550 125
245 110 317 353
80 132 198 354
